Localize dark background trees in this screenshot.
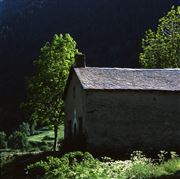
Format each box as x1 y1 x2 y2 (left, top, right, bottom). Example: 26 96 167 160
0 0 180 132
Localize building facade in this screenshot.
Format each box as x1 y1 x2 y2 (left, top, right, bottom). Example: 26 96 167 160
63 66 180 154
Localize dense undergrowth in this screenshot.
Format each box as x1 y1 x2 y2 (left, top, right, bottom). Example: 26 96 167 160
26 151 180 179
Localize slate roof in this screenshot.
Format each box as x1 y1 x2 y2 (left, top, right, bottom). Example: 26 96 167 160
74 67 180 91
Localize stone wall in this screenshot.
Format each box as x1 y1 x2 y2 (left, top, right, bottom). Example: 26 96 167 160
85 90 180 153
64 72 86 140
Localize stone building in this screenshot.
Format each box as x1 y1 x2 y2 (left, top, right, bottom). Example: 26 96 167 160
63 59 180 154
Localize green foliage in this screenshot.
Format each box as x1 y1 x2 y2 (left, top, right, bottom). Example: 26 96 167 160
0 131 7 149
27 152 102 179
27 126 63 152
160 157 180 174
22 33 80 150
157 150 168 163
28 128 57 142
22 33 79 126
8 131 30 150
18 122 31 136
30 120 37 135
27 151 180 179
42 135 53 141
140 6 180 68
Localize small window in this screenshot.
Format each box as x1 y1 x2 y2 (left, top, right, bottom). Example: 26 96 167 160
73 87 76 98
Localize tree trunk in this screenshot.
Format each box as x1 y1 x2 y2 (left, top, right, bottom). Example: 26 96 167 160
53 124 58 151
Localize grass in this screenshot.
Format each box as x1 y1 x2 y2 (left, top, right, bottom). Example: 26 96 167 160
27 125 64 152
28 130 54 142
28 125 64 143
1 127 180 178
0 125 64 167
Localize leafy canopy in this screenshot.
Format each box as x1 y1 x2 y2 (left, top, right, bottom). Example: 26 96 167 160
23 34 79 126
140 6 180 68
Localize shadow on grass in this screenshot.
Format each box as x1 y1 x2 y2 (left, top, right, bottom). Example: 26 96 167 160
1 151 66 179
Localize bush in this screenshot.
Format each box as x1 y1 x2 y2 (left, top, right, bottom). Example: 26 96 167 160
0 131 7 149
27 151 180 179
27 151 99 178
18 122 31 136
8 131 30 150
30 121 37 135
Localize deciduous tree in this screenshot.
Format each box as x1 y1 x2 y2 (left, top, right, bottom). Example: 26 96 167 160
140 6 180 68
22 34 80 151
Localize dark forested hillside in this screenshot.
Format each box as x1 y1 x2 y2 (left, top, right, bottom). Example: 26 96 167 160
0 0 179 132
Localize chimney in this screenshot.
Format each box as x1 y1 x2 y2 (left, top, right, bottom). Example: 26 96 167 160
74 54 86 67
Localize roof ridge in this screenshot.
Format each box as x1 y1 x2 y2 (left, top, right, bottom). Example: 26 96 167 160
75 67 180 71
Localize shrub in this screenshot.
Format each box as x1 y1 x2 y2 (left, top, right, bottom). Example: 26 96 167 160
157 150 167 163
30 121 37 135
8 131 30 150
160 158 180 174
27 151 102 178
27 151 180 179
0 131 7 149
18 122 31 136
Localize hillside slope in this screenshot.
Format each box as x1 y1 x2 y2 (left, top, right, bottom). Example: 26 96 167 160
0 0 179 131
